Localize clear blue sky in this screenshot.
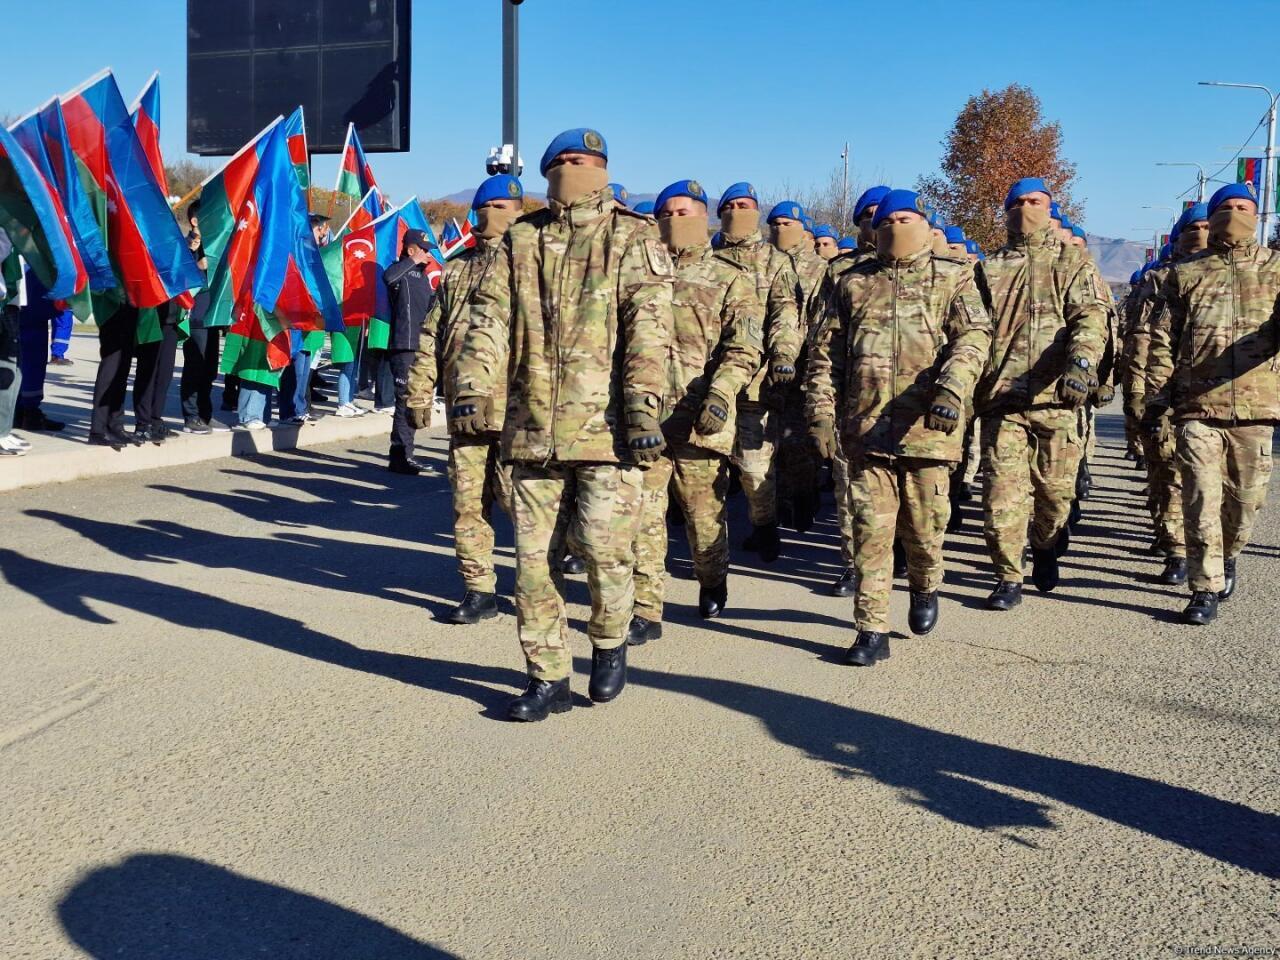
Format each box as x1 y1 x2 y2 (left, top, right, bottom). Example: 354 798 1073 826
5 0 1280 241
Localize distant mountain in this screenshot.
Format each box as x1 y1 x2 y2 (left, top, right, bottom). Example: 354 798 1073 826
1087 234 1148 284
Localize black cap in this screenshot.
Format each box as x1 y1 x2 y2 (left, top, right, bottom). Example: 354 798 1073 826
308 213 331 226
402 229 429 250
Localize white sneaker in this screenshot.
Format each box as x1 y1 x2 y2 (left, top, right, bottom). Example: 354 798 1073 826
0 435 30 456
335 403 362 418
236 419 266 431
8 434 32 449
374 405 395 415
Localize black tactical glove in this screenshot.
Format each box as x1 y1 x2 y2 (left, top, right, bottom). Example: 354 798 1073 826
626 407 666 463
695 389 731 435
769 358 797 386
408 404 432 430
449 394 488 436
1057 357 1092 408
926 386 963 435
810 416 837 460
1140 400 1169 436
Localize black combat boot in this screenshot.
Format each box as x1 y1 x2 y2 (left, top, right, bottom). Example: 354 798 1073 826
845 630 890 666
1067 498 1083 531
753 523 780 563
1031 544 1059 593
1158 556 1188 586
507 678 572 722
698 580 728 618
388 449 423 475
588 644 627 703
625 615 662 646
1182 591 1218 626
830 567 856 597
1218 557 1238 601
986 581 1023 611
908 590 939 636
892 540 907 578
449 590 498 624
1054 526 1071 558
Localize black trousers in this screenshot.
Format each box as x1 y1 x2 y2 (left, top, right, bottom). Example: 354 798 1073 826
388 348 417 456
134 322 179 428
180 326 221 423
91 307 140 436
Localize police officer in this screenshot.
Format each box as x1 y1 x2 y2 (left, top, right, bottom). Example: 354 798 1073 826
453 128 673 720
807 189 992 664
975 178 1108 609
1144 182 1279 625
383 229 438 475
627 179 763 644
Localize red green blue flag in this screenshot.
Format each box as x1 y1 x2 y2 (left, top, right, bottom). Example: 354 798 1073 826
333 122 384 209
283 106 310 193
0 122 81 304
129 72 167 196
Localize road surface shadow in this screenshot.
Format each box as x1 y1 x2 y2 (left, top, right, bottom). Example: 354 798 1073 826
58 853 456 959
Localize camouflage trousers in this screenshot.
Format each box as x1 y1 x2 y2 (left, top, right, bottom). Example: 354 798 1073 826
633 442 730 622
1140 417 1185 557
1079 406 1097 462
731 400 776 527
981 407 1083 583
831 442 855 567
447 434 513 593
1124 413 1142 457
847 452 952 632
1175 419 1274 593
511 461 645 680
960 419 982 485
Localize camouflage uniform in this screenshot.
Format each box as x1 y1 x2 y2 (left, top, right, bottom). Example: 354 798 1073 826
633 245 763 622
807 246 992 632
714 231 801 527
454 185 673 680
975 226 1109 582
1145 237 1280 593
776 239 830 524
1121 260 1185 557
406 235 513 593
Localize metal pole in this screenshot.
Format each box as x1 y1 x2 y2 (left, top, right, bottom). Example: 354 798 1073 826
840 142 849 228
1264 94 1277 245
502 0 519 173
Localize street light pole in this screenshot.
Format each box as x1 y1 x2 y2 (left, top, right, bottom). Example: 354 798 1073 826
1154 161 1208 202
1200 80 1279 244
502 0 519 172
840 142 849 229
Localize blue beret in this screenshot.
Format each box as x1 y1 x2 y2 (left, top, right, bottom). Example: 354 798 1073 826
710 231 722 246
926 206 945 229
1059 214 1073 231
1005 177 1052 210
803 216 816 233
813 224 837 240
837 236 857 250
767 201 805 223
1208 182 1258 216
539 127 607 176
609 183 628 205
1071 224 1086 239
655 179 709 213
632 199 655 215
871 189 929 228
717 181 758 213
1129 270 1142 284
853 185 891 222
472 174 524 209
1172 201 1209 241
943 225 965 244
1049 200 1062 221
1159 242 1172 261
964 239 981 255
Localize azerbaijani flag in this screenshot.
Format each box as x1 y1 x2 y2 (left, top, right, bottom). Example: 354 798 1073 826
283 106 310 193
0 123 80 303
333 122 383 207
319 199 392 363
341 186 383 236
60 69 202 310
129 72 167 196
1237 158 1263 197
439 214 476 260
363 196 442 349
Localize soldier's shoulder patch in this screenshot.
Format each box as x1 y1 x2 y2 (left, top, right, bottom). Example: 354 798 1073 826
644 237 675 277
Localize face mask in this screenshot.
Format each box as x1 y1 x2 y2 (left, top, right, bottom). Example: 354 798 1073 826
1176 224 1210 255
858 217 876 248
720 207 759 242
1006 204 1050 237
545 164 609 206
931 233 950 256
476 206 519 239
1209 209 1257 247
771 221 804 251
817 243 837 261
660 214 709 251
876 219 932 261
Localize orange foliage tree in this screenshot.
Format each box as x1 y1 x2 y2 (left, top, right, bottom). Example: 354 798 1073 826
917 84 1081 253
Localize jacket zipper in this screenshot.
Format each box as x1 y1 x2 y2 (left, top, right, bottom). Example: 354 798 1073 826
892 261 899 457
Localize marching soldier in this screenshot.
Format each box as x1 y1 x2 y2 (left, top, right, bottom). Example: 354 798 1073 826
807 189 992 664
1144 182 1280 625
975 178 1109 610
627 179 764 644
405 174 523 624
453 128 673 720
714 182 802 563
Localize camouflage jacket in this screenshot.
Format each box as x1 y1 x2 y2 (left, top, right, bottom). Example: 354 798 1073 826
662 242 764 456
405 235 503 429
453 185 675 463
806 247 993 462
713 231 800 402
1145 239 1280 422
1120 261 1175 415
974 225 1109 414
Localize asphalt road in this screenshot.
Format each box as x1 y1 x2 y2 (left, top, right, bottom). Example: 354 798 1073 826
2 414 1277 959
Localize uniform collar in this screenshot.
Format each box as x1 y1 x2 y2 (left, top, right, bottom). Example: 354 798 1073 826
1210 237 1259 260
548 186 614 228
719 229 763 249
1008 224 1059 251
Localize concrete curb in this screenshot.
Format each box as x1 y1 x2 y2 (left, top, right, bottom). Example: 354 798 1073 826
0 414 408 493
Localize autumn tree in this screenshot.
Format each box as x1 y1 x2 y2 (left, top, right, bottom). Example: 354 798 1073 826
917 84 1081 252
